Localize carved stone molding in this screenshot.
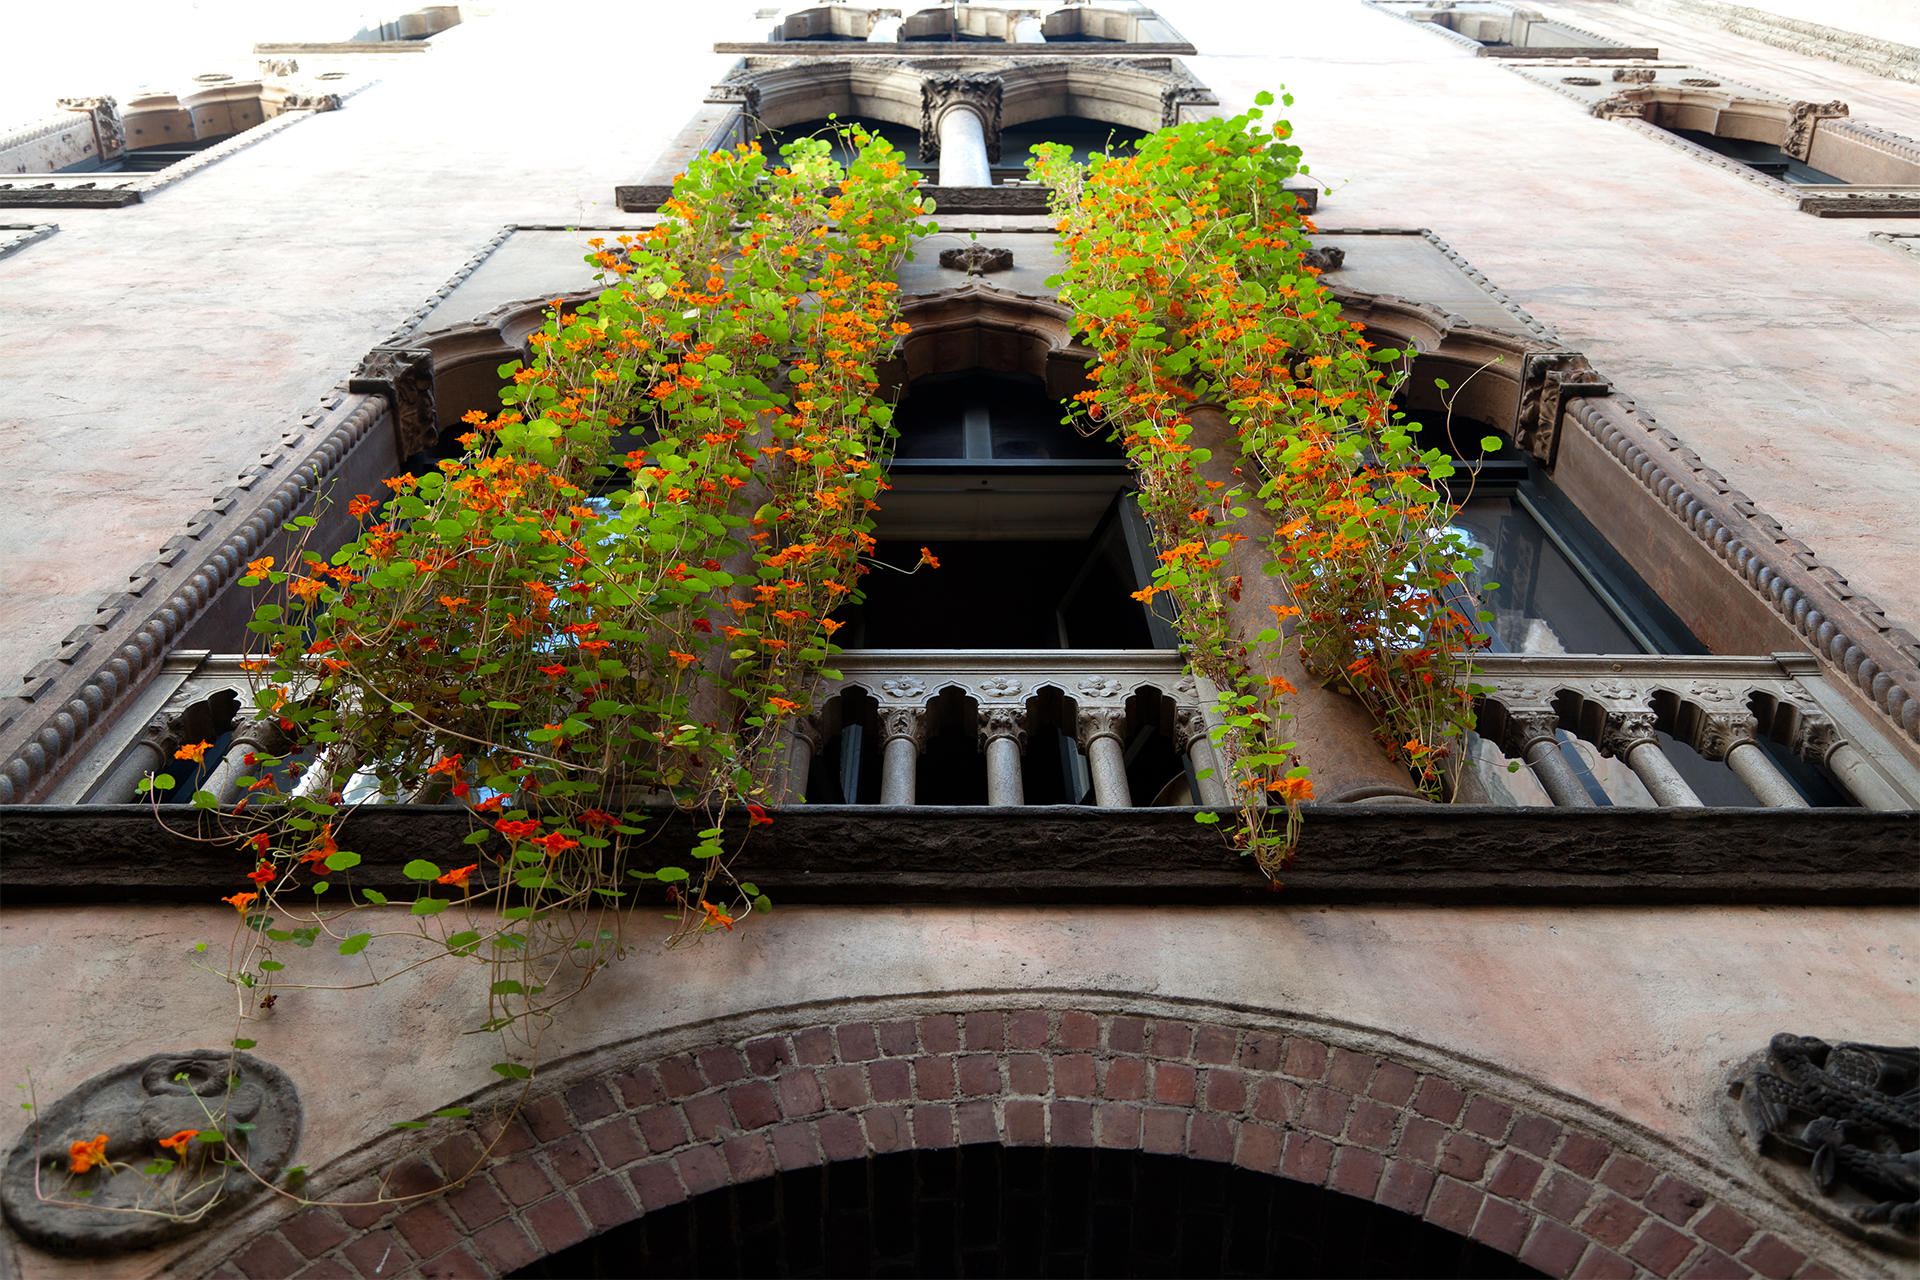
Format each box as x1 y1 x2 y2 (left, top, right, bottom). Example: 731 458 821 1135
878 705 928 750
348 346 438 458
278 91 342 113
878 677 926 700
1784 100 1850 161
1591 89 1652 120
1514 351 1608 467
977 675 1023 699
1726 1034 1917 1245
1172 707 1213 753
0 1050 301 1253
937 244 1014 275
920 74 1003 164
1159 84 1210 127
257 57 299 75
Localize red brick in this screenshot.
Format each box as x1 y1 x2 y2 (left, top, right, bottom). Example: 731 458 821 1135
234 1234 304 1279
1050 1099 1095 1147
869 1058 912 1102
964 1011 1005 1051
1572 1246 1637 1279
682 1093 732 1141
1103 1057 1148 1101
951 1054 998 1097
1238 1031 1285 1072
343 1228 406 1279
1008 1009 1049 1050
472 1221 541 1274
612 1065 665 1109
1283 1037 1329 1081
919 1014 961 1053
418 1245 487 1279
1678 1246 1750 1279
1600 1152 1658 1199
1189 1113 1234 1162
914 1055 956 1101
1791 1262 1841 1280
1094 1103 1142 1149
1472 1198 1532 1255
817 1112 865 1161
637 1104 691 1154
1055 1054 1097 1098
1109 1016 1147 1053
1253 1078 1302 1124
524 1196 591 1254
744 1035 791 1076
1142 1108 1187 1155
1194 1026 1238 1064
675 1144 729 1195
723 1134 775 1182
1369 1060 1419 1106
1521 1219 1591 1280
587 1118 648 1169
1645 1174 1709 1226
1348 1099 1396 1149
876 1019 918 1056
1281 1131 1335 1183
430 1133 485 1182
385 1157 445 1200
1694 1205 1757 1256
792 1026 834 1065
1008 1053 1049 1095
1329 1146 1386 1199
1377 1160 1436 1216
1628 1219 1698 1277
334 1182 389 1231
445 1178 509 1230
394 1204 463 1260
1149 1020 1193 1058
631 1162 687 1211
1580 1194 1648 1249
547 1133 600 1185
1426 1177 1484 1235
1555 1132 1611 1177
565 1079 619 1123
1463 1095 1514 1139
1489 1152 1546 1200
576 1174 639 1230
656 1055 704 1098
292 1260 356 1280
1234 1123 1283 1174
1058 1012 1099 1049
1534 1170 1594 1224
1202 1068 1248 1113
1738 1235 1807 1280
863 1106 909 1154
1005 1098 1045 1145
697 1047 748 1087
1413 1077 1466 1124
912 1104 957 1149
1327 1048 1375 1093
1153 1062 1196 1106
1396 1115 1446 1165
280 1208 350 1259
777 1069 825 1118
956 1100 998 1145
770 1122 821 1171
821 1064 867 1109
836 1021 880 1062
1299 1086 1350 1135
1509 1113 1563 1157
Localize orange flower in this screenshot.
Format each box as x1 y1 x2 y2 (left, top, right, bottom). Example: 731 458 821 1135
174 741 213 765
156 1129 198 1156
437 864 477 887
531 832 578 857
1269 776 1314 803
667 650 696 667
244 555 274 578
494 818 541 840
746 804 772 827
246 863 275 886
767 696 800 713
68 1134 109 1174
699 899 735 931
917 547 941 570
222 891 258 914
346 494 377 518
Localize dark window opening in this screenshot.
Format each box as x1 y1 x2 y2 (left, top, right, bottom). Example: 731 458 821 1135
1668 128 1845 185
757 117 923 170
57 130 236 175
509 1145 1546 1279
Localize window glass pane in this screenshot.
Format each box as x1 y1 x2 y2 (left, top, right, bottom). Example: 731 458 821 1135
1449 497 1643 654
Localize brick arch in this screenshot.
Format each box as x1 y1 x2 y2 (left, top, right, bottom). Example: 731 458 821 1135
208 1010 1839 1280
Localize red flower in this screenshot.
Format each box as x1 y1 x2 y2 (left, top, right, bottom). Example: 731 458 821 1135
437 864 477 887
246 863 275 886
494 818 541 840
531 832 579 857
746 804 772 827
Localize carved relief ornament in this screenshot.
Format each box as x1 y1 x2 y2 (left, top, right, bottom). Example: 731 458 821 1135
1784 99 1849 161
920 74 1003 164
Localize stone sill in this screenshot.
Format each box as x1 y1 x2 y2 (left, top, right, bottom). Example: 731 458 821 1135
710 42 1200 56
2 804 1913 906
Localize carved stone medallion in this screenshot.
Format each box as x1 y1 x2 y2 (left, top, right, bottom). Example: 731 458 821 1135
1 1050 301 1253
977 676 1023 698
1726 1034 1917 1245
938 244 1013 275
879 677 926 700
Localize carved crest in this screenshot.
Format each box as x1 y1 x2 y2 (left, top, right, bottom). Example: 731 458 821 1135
938 244 1014 275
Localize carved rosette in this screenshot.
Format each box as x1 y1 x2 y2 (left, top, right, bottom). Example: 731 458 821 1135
0 1051 301 1253
1077 676 1124 699
1784 100 1849 161
977 707 1029 752
920 74 1003 164
977 675 1023 699
879 677 926 700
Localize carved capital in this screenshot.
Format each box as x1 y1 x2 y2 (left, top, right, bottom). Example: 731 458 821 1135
1692 711 1760 762
878 705 928 750
1598 709 1661 758
707 76 762 119
1791 715 1842 766
920 74 1003 164
1075 706 1129 751
1590 88 1652 120
977 707 1029 752
1515 350 1609 468
1498 708 1565 758
1784 100 1849 161
228 714 295 758
349 346 438 458
1172 708 1214 754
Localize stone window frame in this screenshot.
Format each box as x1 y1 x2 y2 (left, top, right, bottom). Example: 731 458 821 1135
717 3 1196 55
1503 63 1920 217
1363 0 1659 60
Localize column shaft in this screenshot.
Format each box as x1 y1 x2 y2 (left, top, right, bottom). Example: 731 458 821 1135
937 108 993 187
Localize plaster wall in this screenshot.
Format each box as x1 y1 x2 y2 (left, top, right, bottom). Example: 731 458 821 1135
1 900 1914 1276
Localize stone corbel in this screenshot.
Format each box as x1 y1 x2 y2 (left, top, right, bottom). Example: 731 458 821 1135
349 346 439 459
706 77 762 121
1783 100 1849 161
1514 350 1609 468
920 74 1003 165
55 95 126 163
1159 85 1210 129
1590 88 1653 120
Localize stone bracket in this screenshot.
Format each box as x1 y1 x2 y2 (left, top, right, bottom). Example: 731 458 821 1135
1784 100 1850 161
349 346 438 459
1514 350 1608 468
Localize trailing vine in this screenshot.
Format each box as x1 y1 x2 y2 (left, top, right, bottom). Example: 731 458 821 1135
1029 92 1482 877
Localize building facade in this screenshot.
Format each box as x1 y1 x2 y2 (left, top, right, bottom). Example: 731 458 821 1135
1 2 1916 1276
